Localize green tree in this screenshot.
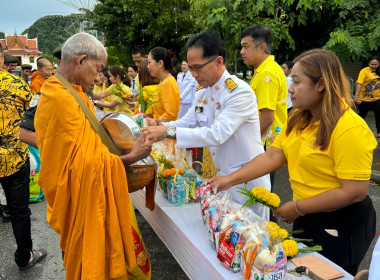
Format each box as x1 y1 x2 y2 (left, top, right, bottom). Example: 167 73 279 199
91 0 194 67
91 0 380 71
324 0 380 61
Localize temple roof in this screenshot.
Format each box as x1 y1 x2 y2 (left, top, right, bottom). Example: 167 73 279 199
0 33 42 56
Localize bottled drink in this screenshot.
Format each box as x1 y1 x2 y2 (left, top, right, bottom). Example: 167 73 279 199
172 176 188 206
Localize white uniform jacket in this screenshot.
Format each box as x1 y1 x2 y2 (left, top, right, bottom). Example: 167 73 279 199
177 71 197 104
131 77 138 96
165 70 271 220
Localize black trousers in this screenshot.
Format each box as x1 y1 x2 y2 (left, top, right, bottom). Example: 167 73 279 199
358 99 380 133
0 159 32 267
293 195 376 276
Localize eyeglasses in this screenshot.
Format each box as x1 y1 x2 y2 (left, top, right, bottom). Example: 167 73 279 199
188 56 218 72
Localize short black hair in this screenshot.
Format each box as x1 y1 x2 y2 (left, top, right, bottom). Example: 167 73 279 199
241 25 274 54
369 56 379 63
0 43 3 54
186 31 226 63
284 61 294 69
101 67 111 85
128 64 138 72
150 47 176 72
132 45 148 57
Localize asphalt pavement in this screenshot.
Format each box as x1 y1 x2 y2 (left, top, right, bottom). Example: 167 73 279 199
0 111 379 279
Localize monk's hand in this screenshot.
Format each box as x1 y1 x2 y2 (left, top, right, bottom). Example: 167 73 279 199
133 133 153 159
207 176 233 193
273 201 299 224
120 133 152 165
141 126 168 143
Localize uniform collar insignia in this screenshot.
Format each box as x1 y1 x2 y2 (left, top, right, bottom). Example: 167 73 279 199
224 77 238 92
196 84 204 91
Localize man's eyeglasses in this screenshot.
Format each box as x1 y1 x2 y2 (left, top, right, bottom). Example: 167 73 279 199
188 56 218 72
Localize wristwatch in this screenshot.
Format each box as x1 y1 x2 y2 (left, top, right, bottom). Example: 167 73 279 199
166 127 176 139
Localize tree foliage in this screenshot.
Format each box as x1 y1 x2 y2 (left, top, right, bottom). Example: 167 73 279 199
89 0 380 69
91 0 193 66
324 0 380 61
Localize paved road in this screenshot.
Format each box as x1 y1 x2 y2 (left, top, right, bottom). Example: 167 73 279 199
1 111 379 279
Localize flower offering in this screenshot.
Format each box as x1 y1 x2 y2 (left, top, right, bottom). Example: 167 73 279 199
237 186 281 209
110 83 129 103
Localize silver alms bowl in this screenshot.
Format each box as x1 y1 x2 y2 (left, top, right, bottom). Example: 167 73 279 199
100 112 154 165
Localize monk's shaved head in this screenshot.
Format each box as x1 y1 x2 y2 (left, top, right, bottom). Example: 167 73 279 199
61 32 107 62
37 58 53 79
37 58 52 69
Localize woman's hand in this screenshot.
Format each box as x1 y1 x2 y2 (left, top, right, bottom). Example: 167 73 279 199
95 101 104 108
146 118 160 126
273 201 299 224
353 96 362 105
207 176 233 193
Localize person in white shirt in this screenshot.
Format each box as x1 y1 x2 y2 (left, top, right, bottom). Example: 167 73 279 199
128 64 138 96
282 61 294 112
143 31 271 220
177 61 197 118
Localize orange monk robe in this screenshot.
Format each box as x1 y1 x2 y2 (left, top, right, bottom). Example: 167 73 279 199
152 76 180 121
30 71 39 83
35 76 151 280
30 72 47 94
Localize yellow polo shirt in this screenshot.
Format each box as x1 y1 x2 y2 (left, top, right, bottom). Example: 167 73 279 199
93 83 107 93
107 83 133 115
272 108 377 200
357 67 380 102
250 55 288 147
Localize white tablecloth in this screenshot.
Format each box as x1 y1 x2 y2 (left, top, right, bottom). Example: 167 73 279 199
131 189 353 280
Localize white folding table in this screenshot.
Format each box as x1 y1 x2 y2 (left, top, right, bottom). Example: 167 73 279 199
131 189 354 280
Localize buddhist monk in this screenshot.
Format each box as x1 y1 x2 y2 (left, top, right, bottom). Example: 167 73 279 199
35 32 152 280
29 58 53 94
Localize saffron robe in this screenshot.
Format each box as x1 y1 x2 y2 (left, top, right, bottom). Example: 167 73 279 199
35 76 151 280
30 72 47 94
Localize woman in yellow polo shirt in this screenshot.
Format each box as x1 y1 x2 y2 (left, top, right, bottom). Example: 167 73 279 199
95 66 134 116
134 60 160 117
147 47 180 121
353 57 380 137
208 49 377 275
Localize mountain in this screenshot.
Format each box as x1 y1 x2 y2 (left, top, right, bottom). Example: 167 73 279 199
22 14 84 55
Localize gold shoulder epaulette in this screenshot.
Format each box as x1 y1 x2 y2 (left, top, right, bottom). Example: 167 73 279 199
224 78 239 92
196 84 204 91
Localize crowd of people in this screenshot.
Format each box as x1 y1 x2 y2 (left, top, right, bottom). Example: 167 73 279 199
0 22 379 279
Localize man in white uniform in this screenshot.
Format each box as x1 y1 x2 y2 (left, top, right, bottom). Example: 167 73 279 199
177 61 197 118
144 31 270 220
128 64 138 96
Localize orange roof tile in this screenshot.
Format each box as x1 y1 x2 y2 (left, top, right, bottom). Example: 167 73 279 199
28 40 37 49
2 34 41 54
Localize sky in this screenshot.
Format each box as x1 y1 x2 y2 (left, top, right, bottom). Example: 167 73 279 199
0 0 80 35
